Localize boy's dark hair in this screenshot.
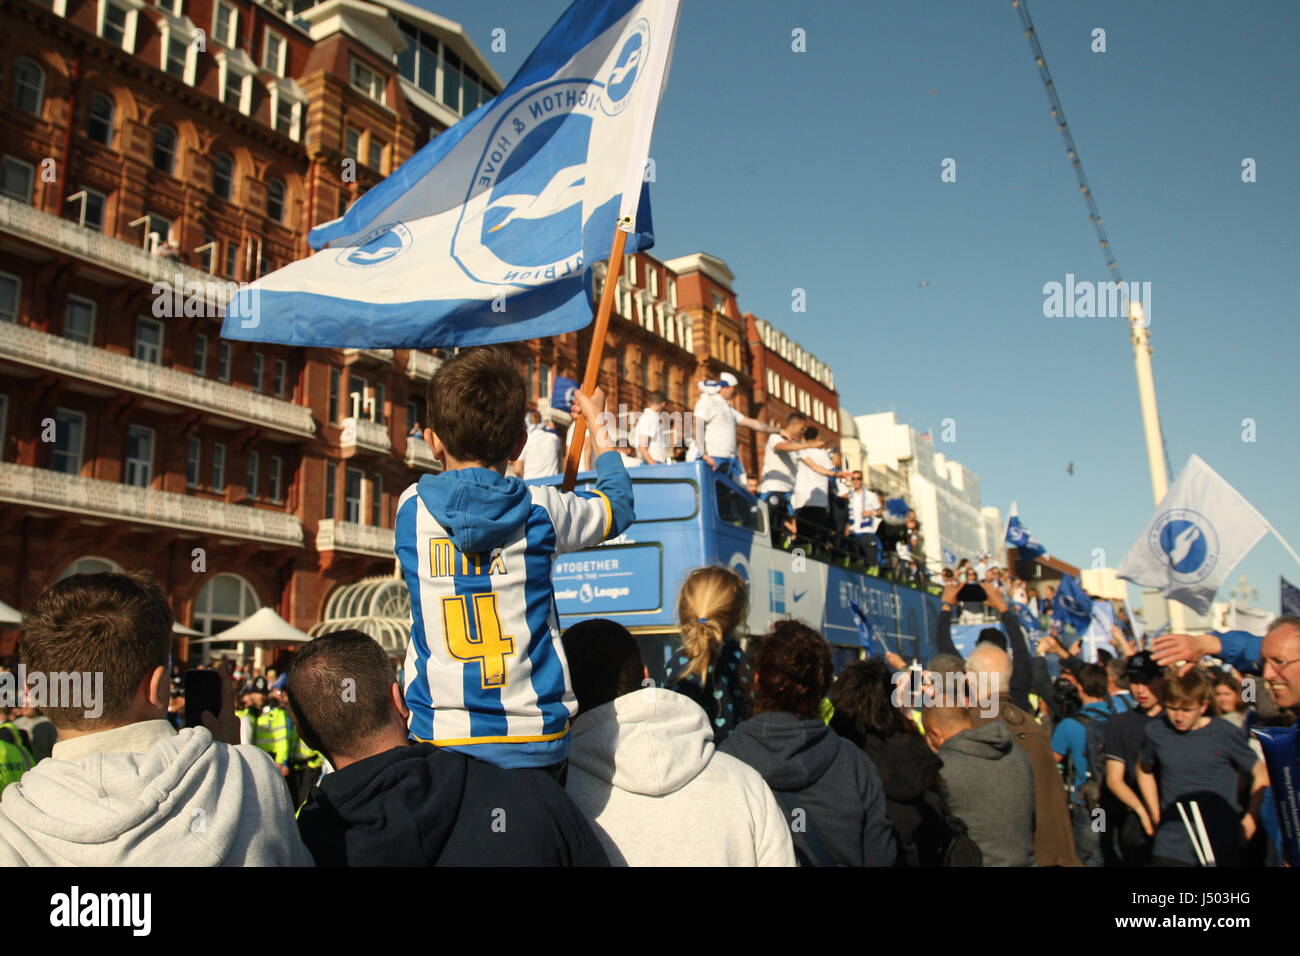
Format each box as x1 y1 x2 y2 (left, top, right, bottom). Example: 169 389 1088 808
1078 663 1109 700
802 425 819 441
561 618 644 716
647 390 666 405
751 619 831 719
425 346 527 465
785 412 806 427
21 572 173 730
977 627 1007 651
287 629 396 760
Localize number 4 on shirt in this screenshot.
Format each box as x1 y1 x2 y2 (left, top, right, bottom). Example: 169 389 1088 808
440 592 514 690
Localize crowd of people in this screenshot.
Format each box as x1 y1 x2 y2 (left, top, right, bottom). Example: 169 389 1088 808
0 346 1295 868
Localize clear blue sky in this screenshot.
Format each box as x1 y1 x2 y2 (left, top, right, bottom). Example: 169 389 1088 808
419 0 1300 612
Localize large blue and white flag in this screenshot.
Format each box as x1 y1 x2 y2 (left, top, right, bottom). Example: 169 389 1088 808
223 0 680 348
1118 455 1270 615
1282 576 1300 617
1006 515 1046 558
1053 574 1093 633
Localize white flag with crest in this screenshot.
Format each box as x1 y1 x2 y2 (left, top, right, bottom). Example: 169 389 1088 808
1118 455 1269 615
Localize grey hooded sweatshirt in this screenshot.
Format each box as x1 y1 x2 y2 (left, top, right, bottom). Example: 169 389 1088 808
566 688 794 866
938 720 1035 867
0 720 313 866
721 711 896 866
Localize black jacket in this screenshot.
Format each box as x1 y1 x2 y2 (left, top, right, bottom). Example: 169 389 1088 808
296 743 609 866
722 711 896 866
856 728 950 867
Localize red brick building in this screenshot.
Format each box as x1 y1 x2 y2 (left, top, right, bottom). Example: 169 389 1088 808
0 0 501 657
0 0 832 660
746 311 839 444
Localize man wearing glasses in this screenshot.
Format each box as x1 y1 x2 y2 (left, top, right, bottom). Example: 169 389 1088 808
847 472 883 570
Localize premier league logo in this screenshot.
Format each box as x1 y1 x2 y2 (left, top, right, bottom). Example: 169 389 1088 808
452 19 651 288
1149 509 1219 584
336 222 413 268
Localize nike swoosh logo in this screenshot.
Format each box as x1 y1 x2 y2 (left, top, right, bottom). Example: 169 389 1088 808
793 590 807 603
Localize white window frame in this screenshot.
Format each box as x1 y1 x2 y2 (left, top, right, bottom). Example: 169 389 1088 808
0 271 21 323
135 316 163 364
52 408 87 475
193 332 208 374
251 352 264 392
64 295 96 345
245 448 259 498
124 424 154 488
267 78 305 142
262 29 286 77
211 441 227 491
268 454 284 502
158 14 200 87
344 467 363 523
273 358 287 397
216 49 256 116
0 156 35 204
217 341 231 382
97 0 143 54
349 58 385 105
212 0 238 47
186 435 201 488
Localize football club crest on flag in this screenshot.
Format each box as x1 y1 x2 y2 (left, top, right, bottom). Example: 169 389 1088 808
1005 515 1046 558
1053 574 1093 632
222 0 680 348
1118 455 1270 615
942 548 957 566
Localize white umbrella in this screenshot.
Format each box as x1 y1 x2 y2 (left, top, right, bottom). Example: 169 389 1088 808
187 607 312 645
0 598 20 626
173 621 203 637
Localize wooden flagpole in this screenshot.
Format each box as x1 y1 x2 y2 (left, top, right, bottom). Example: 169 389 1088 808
561 220 629 491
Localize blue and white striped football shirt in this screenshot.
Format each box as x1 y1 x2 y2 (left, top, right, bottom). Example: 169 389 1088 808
394 453 635 769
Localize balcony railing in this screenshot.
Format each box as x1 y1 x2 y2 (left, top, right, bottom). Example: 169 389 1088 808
0 462 304 547
0 195 224 310
405 350 441 382
339 416 391 455
316 519 395 558
0 322 315 437
404 437 440 472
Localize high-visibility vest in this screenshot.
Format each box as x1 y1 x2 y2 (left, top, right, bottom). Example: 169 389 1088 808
0 738 31 792
0 721 33 768
287 717 323 769
251 707 290 765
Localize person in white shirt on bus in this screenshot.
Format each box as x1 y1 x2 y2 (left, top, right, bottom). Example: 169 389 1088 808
634 390 674 466
791 426 842 549
692 372 776 487
847 471 883 568
511 409 563 480
758 412 824 546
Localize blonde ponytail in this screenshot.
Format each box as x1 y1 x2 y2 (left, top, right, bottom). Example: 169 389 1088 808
675 566 748 684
